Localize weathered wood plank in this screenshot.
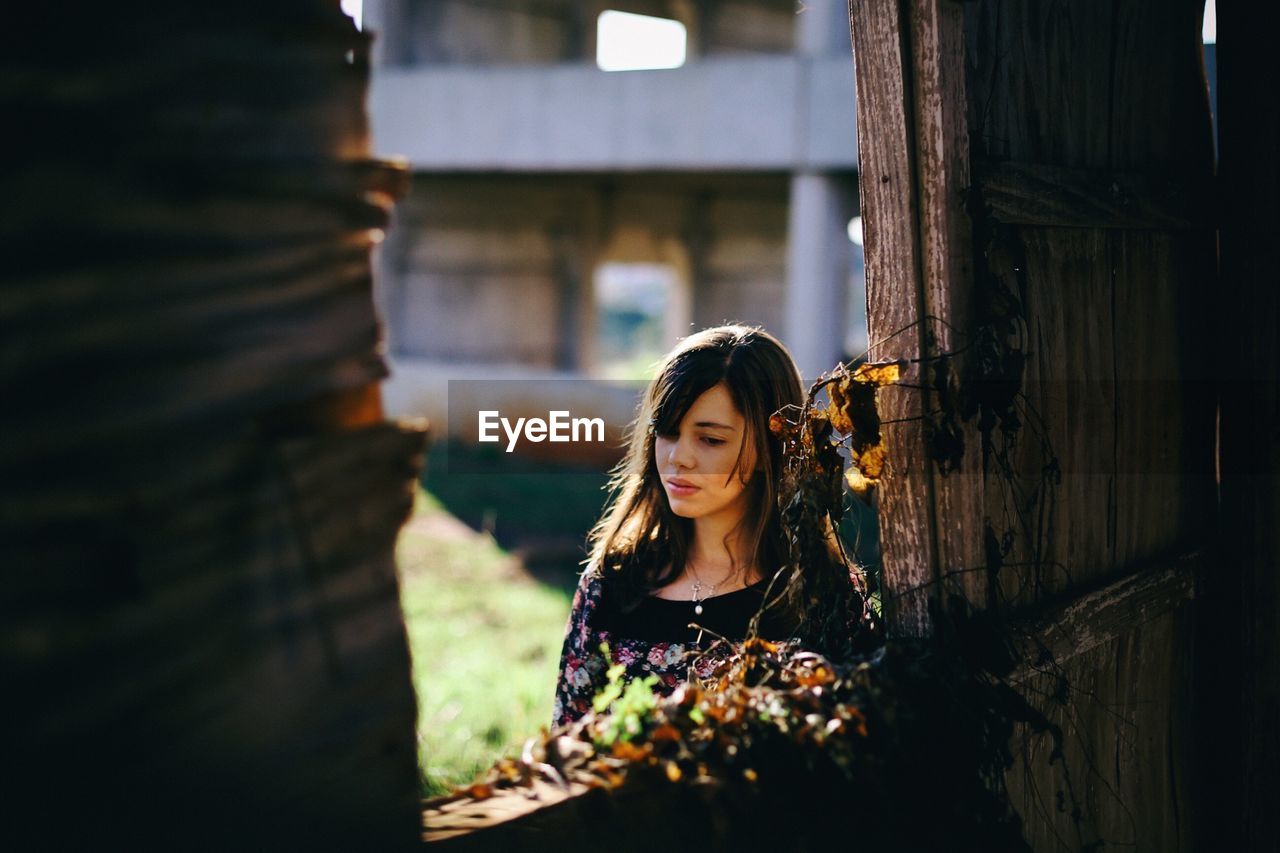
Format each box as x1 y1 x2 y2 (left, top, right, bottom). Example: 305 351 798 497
1010 551 1199 682
1006 603 1194 851
424 781 595 844
423 776 769 852
849 0 939 636
1109 229 1217 569
907 0 989 611
926 1 1216 849
1108 0 1215 172
975 161 1216 230
979 223 1216 610
962 0 1117 168
979 225 1113 607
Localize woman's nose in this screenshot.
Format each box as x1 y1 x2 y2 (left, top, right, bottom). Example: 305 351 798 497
668 437 694 469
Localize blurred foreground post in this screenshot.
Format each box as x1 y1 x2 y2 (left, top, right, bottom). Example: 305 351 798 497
2 3 425 849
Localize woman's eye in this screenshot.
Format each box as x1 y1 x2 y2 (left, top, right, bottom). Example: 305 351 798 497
701 437 725 446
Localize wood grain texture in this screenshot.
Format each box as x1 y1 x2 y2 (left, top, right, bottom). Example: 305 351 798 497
423 776 792 851
1005 603 1194 852
975 161 1217 230
956 1 1215 848
963 0 1118 168
848 0 1216 847
907 0 988 612
963 0 1217 608
1010 551 1199 682
849 0 939 636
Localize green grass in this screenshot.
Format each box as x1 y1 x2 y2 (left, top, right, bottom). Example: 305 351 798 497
398 488 577 797
402 442 615 796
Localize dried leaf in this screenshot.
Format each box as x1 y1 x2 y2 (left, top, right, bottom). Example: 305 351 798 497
649 724 682 742
845 465 874 496
743 637 781 655
826 373 856 435
611 741 649 762
854 442 887 483
852 360 902 386
794 664 833 687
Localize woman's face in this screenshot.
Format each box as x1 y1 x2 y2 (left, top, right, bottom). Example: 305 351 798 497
653 382 758 522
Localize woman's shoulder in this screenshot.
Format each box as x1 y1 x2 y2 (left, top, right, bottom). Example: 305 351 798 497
576 558 606 590
568 558 612 618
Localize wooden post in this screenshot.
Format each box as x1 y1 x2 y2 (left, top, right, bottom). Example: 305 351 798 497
849 0 985 636
850 0 1217 845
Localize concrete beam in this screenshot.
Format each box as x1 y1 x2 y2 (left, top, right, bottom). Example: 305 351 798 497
370 56 858 172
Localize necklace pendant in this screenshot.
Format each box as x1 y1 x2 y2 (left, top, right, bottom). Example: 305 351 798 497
694 603 704 615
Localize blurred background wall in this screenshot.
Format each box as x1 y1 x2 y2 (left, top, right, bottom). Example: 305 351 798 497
361 0 870 431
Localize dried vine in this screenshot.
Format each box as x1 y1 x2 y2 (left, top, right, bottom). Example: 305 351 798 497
433 626 1050 850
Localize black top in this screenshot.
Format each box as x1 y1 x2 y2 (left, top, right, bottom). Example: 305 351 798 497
594 576 800 644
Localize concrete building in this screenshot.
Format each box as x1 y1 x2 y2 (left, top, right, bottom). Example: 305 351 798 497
364 0 866 427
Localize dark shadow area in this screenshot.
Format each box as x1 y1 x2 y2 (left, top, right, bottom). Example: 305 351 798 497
840 493 883 607
421 438 615 590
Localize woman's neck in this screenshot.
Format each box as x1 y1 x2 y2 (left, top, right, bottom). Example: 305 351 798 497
649 516 758 600
687 516 754 584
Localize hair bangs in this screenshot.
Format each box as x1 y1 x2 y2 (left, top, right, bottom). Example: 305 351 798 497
649 356 725 439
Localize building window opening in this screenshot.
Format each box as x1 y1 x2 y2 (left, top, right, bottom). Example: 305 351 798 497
594 262 678 378
340 0 362 30
596 11 688 72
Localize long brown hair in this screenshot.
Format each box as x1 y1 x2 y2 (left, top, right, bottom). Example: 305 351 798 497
586 324 852 634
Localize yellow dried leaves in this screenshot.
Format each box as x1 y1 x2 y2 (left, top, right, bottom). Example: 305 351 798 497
823 360 902 495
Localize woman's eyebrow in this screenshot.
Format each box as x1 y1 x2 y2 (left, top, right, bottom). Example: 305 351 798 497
694 421 736 430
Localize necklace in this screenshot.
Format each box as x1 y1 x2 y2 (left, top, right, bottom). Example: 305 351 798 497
689 577 718 616
684 558 755 615
687 559 743 616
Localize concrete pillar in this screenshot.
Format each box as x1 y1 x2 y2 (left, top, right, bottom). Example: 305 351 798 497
363 0 411 67
796 0 852 58
785 173 850 382
845 235 869 358
785 0 854 381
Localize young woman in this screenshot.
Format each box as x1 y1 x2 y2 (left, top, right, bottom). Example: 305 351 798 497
552 325 866 727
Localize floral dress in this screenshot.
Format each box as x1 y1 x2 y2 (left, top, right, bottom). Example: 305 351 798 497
551 563 797 728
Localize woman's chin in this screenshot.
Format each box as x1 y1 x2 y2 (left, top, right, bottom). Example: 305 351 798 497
664 494 702 518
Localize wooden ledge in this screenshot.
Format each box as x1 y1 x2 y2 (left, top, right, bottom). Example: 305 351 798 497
975 161 1217 231
1009 551 1201 682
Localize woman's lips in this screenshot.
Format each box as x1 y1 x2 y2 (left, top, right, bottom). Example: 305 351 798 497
666 478 699 496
